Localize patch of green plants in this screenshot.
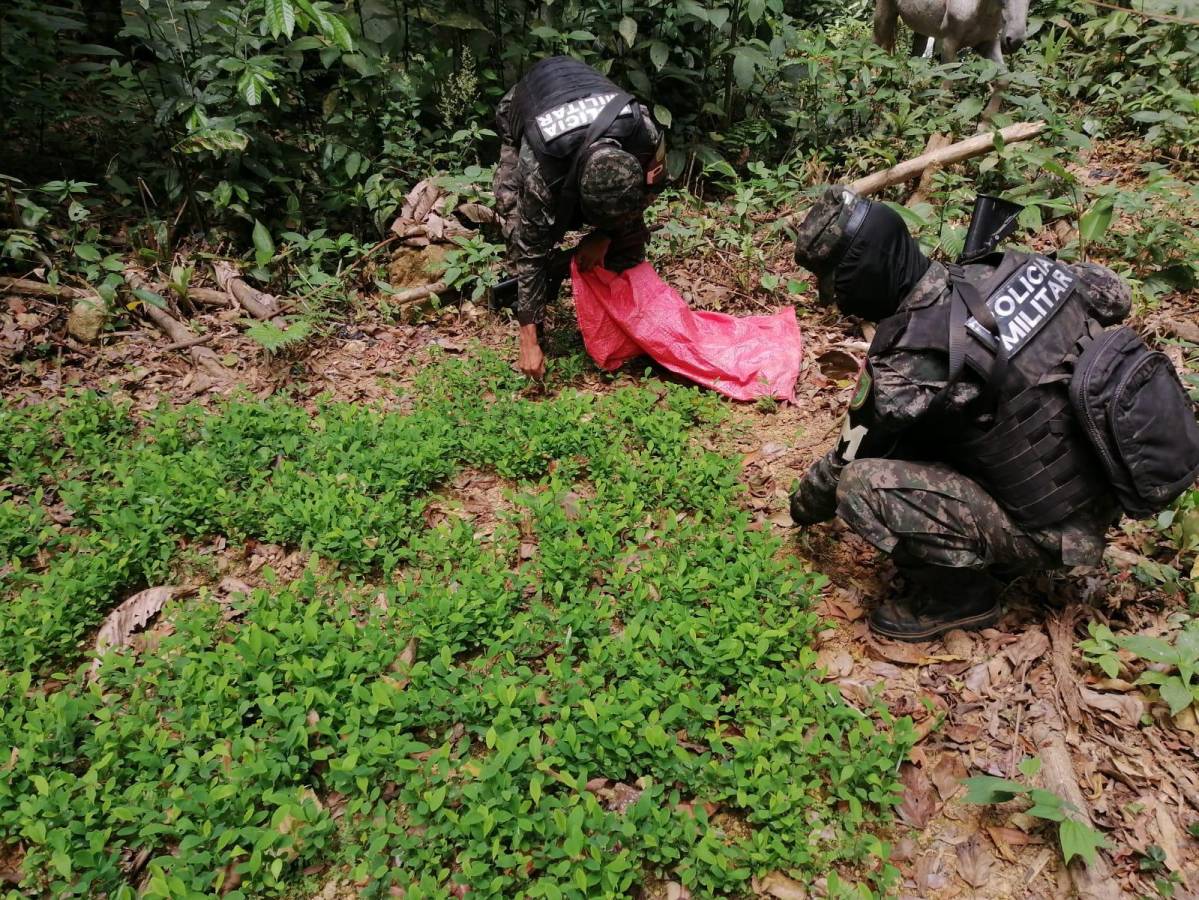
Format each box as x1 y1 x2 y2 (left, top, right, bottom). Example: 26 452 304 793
962 757 1108 866
1080 621 1199 717
0 350 912 897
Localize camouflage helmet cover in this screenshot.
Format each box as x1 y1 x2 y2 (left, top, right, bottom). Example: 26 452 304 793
1072 261 1132 326
579 144 645 226
793 185 872 307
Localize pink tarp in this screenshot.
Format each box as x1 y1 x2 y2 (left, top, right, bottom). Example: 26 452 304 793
572 261 803 402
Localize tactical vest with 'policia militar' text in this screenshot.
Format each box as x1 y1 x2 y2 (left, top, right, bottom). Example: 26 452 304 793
508 56 665 194
873 251 1113 528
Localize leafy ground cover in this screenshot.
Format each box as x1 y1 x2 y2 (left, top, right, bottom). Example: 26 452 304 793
0 351 912 898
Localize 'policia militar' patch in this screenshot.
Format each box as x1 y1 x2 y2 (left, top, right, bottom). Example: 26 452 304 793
966 256 1078 356
536 94 635 142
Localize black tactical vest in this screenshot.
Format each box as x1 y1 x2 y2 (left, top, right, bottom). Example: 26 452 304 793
874 251 1112 528
509 56 662 191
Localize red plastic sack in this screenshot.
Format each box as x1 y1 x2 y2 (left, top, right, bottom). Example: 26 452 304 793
572 261 803 402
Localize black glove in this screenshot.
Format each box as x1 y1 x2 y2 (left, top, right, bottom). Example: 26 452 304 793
789 473 838 526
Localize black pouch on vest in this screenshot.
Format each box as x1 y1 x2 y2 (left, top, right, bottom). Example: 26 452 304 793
1069 325 1199 518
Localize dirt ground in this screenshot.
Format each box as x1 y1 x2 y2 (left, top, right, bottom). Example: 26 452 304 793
3 181 1198 898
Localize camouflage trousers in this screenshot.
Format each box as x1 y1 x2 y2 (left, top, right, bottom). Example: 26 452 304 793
835 459 1068 575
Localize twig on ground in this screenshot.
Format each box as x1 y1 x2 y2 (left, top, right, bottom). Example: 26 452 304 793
1033 728 1121 900
162 333 215 352
124 269 226 377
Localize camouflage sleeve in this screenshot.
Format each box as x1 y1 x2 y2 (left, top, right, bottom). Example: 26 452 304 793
869 351 984 431
791 447 845 525
511 142 561 326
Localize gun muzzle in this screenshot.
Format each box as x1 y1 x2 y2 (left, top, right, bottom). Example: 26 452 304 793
959 194 1024 263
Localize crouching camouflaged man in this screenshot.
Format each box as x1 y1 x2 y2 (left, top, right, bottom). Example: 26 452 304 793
494 56 666 378
789 187 1199 641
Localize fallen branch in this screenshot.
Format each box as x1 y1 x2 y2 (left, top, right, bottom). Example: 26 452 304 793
162 333 215 352
1076 0 1199 25
849 121 1045 197
212 261 284 323
0 276 91 300
907 133 953 207
771 121 1045 229
388 280 448 304
1 275 230 310
124 270 225 376
1034 729 1121 900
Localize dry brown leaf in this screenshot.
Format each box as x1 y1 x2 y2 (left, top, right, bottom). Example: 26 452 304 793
897 762 939 829
986 825 1044 862
815 349 860 381
1078 685 1145 726
1005 628 1050 668
1151 801 1184 872
753 871 808 899
815 648 854 680
87 586 179 682
955 835 993 888
665 883 692 900
930 753 968 802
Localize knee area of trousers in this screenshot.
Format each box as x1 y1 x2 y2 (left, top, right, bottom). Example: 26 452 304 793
835 459 888 522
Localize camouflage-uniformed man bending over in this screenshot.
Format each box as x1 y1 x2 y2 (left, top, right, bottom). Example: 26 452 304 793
790 186 1132 640
493 56 665 378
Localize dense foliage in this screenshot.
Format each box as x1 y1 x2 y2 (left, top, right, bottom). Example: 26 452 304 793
0 351 912 897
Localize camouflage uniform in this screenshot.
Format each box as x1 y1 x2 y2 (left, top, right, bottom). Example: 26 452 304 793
493 88 658 326
792 188 1130 575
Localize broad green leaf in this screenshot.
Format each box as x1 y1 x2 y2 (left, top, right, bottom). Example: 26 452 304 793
75 243 102 262
747 0 766 23
649 41 669 70
653 104 672 128
132 287 167 309
266 0 296 39
1079 196 1115 244
239 71 264 106
1059 818 1107 866
1120 634 1176 664
252 220 275 266
961 775 1028 804
1158 677 1194 716
618 16 637 47
424 785 446 812
732 51 756 90
708 6 731 29
1018 757 1043 779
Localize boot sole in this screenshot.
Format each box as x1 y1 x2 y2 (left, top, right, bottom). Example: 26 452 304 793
869 604 1002 643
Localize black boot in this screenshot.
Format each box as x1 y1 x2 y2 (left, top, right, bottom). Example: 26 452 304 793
869 566 1003 642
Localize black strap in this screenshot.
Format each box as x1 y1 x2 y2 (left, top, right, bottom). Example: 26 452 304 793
548 92 636 247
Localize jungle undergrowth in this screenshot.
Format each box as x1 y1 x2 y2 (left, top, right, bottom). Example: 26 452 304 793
0 349 913 899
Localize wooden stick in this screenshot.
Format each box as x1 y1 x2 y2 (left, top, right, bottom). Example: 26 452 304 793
0 277 90 300
388 280 447 304
1 275 230 310
1076 0 1199 25
212 261 283 322
1034 727 1120 900
161 333 215 352
907 133 952 207
124 270 225 376
849 121 1045 197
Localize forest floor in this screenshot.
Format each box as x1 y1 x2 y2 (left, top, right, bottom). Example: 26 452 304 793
2 146 1198 898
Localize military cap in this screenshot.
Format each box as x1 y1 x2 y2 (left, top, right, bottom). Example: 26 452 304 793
1072 261 1132 326
579 144 645 227
793 185 872 307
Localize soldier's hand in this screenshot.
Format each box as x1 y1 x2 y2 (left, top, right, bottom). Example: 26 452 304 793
518 325 546 380
575 234 611 272
789 476 837 526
